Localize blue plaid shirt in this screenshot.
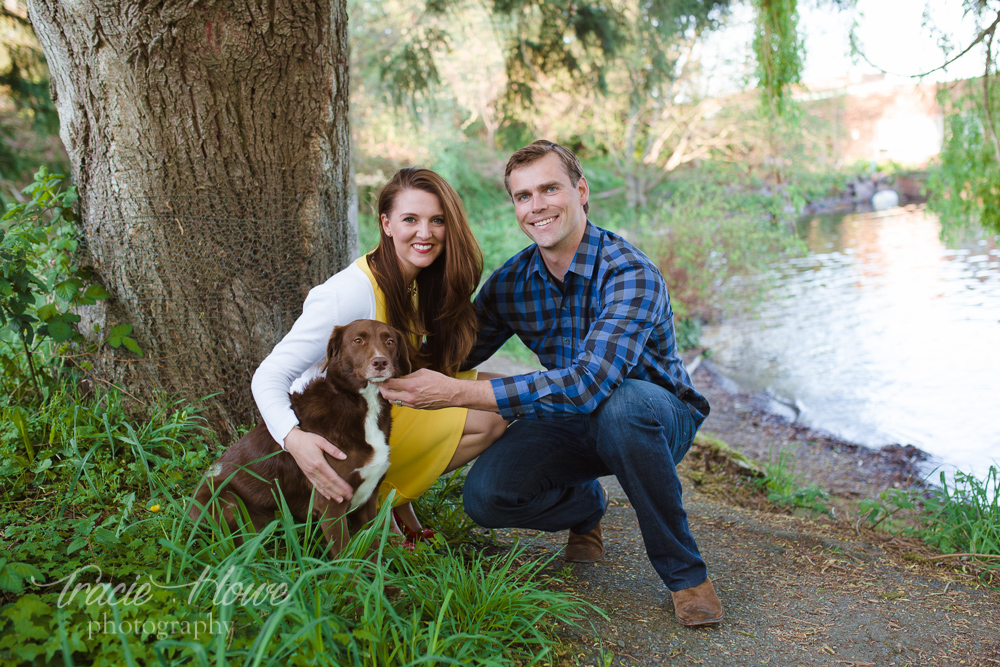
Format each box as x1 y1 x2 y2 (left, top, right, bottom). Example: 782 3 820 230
463 221 710 424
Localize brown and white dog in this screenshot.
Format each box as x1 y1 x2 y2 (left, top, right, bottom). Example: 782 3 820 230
189 319 411 557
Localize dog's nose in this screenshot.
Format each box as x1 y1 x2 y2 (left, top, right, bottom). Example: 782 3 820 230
371 356 388 372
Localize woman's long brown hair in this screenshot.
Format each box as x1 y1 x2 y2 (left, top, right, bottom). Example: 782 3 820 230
368 168 483 377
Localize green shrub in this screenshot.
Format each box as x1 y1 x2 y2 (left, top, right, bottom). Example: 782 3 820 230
411 468 482 543
0 168 141 405
674 317 702 352
920 467 1000 557
637 178 802 322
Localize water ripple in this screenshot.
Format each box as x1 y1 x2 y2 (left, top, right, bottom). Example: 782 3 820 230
702 207 1000 480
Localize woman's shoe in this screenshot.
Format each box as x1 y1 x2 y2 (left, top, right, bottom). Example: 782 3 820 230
392 508 436 542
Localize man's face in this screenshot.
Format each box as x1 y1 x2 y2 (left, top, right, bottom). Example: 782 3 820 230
508 152 589 254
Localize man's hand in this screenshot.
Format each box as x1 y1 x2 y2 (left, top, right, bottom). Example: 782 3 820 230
379 368 458 410
284 427 354 502
380 368 499 412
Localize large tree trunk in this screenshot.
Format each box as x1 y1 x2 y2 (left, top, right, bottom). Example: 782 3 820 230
26 0 355 436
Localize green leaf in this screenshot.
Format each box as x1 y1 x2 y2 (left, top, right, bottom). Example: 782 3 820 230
47 318 73 342
121 336 143 356
66 538 88 555
0 563 45 594
83 284 110 300
0 570 23 595
1 595 51 635
9 406 34 463
53 278 82 302
352 629 379 642
92 527 120 547
36 303 58 321
109 324 133 338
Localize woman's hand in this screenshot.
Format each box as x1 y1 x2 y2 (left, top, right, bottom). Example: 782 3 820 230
284 427 354 503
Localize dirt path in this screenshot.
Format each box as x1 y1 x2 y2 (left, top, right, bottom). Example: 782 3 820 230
478 358 1000 666
507 482 1000 666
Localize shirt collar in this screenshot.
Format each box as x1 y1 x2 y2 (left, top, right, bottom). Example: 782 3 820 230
529 220 601 281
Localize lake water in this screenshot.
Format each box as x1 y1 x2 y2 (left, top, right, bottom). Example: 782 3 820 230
701 206 1000 481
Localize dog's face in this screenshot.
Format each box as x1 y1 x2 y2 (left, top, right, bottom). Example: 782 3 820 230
324 320 412 388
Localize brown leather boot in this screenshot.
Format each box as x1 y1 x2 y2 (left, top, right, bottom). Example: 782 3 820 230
670 578 724 626
564 523 604 562
564 485 608 563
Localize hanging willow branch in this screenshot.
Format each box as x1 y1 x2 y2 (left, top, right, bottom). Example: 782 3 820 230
752 0 804 116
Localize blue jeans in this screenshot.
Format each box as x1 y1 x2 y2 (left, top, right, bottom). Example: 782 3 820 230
463 379 706 591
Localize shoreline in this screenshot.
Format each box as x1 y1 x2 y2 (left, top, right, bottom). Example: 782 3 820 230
692 356 933 500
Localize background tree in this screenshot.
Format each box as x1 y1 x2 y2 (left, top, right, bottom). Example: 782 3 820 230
926 3 1000 236
0 1 65 203
25 0 355 433
494 0 731 209
16 0 837 434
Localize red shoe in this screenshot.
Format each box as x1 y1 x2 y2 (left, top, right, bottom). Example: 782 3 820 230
392 509 436 542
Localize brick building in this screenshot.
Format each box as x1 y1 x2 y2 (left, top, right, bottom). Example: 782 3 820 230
799 74 945 168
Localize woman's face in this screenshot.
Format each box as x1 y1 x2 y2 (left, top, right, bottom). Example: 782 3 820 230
381 188 447 284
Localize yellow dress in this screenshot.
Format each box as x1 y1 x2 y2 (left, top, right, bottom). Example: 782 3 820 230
354 256 476 506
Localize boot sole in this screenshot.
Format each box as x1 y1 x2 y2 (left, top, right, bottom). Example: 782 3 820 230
677 611 725 627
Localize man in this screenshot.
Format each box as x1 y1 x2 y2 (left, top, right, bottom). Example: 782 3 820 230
380 139 723 626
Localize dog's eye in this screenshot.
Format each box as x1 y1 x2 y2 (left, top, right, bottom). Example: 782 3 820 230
385 338 394 346
353 337 363 344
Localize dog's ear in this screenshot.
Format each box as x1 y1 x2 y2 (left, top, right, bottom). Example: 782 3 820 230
391 328 412 376
323 326 346 374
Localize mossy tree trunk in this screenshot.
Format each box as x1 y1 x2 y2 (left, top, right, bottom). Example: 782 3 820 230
26 0 355 435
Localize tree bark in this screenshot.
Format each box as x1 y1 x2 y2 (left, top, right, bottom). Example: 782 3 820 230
26 0 355 436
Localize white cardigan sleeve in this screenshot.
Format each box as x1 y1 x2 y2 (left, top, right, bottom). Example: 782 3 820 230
251 263 377 446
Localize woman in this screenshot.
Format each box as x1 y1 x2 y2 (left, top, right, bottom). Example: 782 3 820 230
251 168 508 537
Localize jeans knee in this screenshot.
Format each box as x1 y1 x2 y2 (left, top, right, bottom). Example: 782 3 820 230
594 380 695 463
598 380 672 436
599 380 650 424
462 467 507 528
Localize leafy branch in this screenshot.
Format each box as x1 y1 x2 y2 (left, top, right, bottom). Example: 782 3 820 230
0 168 141 398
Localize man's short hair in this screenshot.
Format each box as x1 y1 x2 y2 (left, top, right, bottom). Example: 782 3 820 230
504 139 589 215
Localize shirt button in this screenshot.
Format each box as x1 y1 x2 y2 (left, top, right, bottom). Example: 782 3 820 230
564 338 570 345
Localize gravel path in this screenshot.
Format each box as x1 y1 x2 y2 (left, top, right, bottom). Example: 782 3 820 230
478 356 1000 666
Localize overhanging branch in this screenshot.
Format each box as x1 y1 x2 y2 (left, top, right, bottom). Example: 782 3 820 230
849 11 1000 79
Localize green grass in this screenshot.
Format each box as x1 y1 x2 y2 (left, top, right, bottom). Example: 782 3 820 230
411 467 481 542
0 369 596 666
920 467 1000 557
757 450 833 518
860 467 1000 564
